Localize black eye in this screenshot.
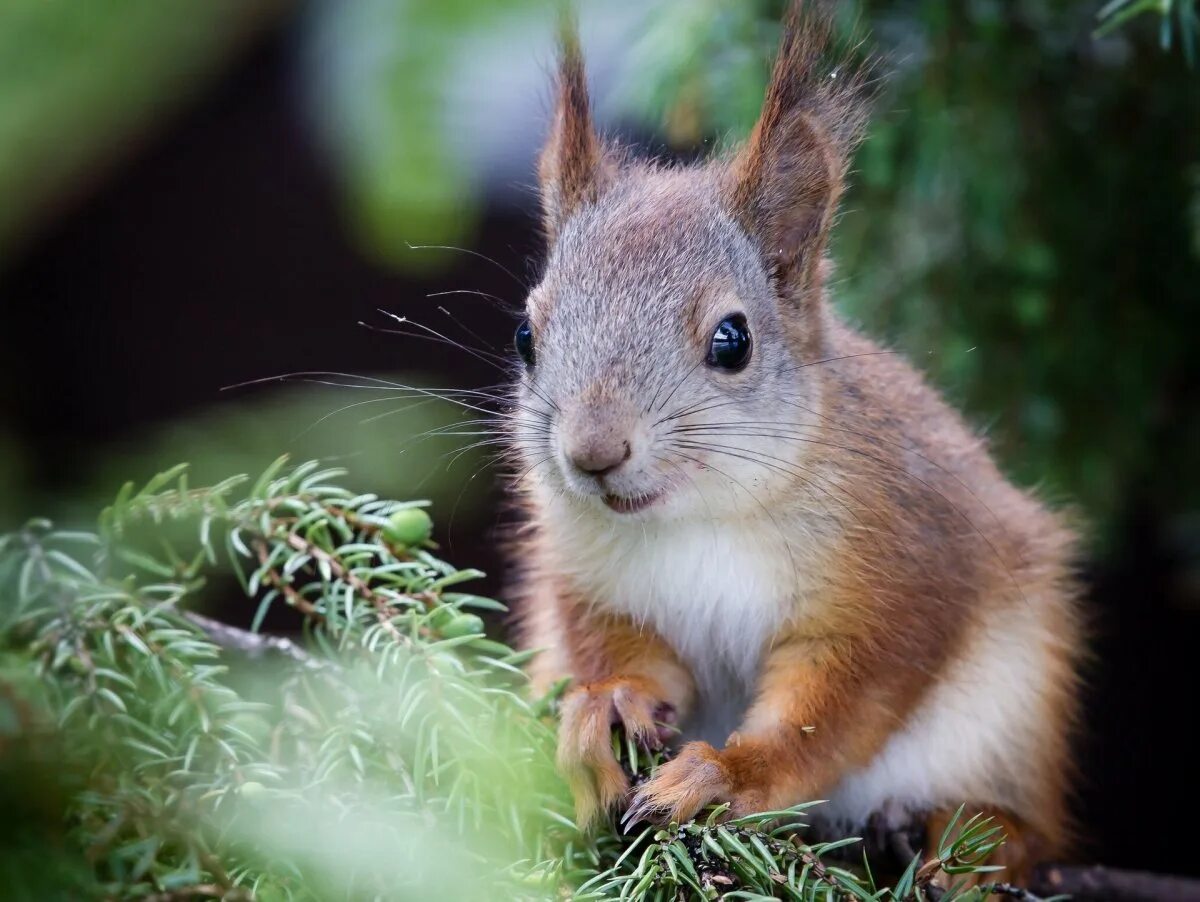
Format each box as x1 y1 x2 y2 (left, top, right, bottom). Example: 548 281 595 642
706 314 751 371
515 319 535 367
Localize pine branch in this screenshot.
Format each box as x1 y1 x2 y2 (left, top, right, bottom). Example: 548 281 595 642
1 460 569 898
5 458 1200 900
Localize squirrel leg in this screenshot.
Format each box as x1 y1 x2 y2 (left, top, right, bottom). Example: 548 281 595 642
536 594 693 830
558 675 679 829
625 633 921 826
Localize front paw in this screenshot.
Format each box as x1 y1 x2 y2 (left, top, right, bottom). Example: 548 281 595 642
557 677 674 829
622 741 766 829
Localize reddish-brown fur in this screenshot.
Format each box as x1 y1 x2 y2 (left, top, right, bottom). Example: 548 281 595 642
508 1 1083 883
536 16 615 244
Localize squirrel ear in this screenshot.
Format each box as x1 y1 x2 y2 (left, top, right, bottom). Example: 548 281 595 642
724 1 872 295
538 19 614 244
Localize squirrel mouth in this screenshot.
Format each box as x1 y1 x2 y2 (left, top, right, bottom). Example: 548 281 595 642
602 491 662 514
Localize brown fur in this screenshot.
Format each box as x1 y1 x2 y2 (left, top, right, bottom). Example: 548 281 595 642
537 13 616 244
509 0 1084 873
723 2 870 294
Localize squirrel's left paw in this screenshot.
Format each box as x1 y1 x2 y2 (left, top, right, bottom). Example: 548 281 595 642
621 741 765 829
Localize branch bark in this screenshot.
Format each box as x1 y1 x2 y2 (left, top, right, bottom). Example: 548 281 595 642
1028 863 1200 901
184 611 319 669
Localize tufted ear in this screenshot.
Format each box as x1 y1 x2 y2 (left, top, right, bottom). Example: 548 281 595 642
538 18 615 244
724 1 872 297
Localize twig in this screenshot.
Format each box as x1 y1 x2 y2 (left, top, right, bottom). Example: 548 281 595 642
794 843 845 895
184 611 319 670
143 885 251 901
282 532 425 643
254 541 321 620
981 882 1041 900
1029 863 1200 901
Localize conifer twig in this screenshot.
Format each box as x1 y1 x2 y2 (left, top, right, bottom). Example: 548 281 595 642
184 611 317 668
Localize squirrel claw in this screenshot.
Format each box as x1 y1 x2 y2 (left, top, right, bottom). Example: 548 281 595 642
620 793 663 833
621 741 732 827
556 678 671 828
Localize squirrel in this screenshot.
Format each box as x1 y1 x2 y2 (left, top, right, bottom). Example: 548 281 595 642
509 0 1083 882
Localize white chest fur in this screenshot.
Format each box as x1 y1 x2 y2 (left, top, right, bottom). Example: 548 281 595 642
542 501 1057 831
547 508 832 743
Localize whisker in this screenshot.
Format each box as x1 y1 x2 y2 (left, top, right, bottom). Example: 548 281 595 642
221 370 423 392
673 427 1025 603
511 453 558 486
357 399 479 427
779 350 900 374
669 439 890 554
406 242 528 290
293 394 437 439
645 361 681 416
668 447 801 581
516 370 562 414
655 395 740 427
222 373 515 406
653 453 722 547
383 309 562 414
368 312 512 369
653 359 706 414
773 399 1015 552
444 437 531 469
225 370 557 423
427 288 519 314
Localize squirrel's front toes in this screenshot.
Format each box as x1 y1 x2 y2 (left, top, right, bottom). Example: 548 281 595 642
556 677 668 828
622 741 734 829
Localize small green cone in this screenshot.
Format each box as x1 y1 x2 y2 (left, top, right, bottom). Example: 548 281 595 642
383 508 433 547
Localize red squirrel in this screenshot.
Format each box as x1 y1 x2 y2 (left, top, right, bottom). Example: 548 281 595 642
509 1 1082 880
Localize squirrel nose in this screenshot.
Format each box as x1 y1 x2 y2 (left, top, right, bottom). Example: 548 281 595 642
567 438 631 477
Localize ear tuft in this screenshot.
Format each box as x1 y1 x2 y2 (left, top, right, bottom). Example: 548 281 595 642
538 13 615 244
725 0 875 296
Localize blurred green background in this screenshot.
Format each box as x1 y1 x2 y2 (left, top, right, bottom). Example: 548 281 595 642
1 0 1198 873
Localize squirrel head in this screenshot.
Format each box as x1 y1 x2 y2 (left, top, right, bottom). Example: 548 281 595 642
513 2 873 522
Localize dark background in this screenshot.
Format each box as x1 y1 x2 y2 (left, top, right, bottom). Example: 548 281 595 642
2 1 1197 877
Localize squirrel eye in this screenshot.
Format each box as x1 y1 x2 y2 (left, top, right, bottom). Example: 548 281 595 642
706 314 752 371
514 319 535 367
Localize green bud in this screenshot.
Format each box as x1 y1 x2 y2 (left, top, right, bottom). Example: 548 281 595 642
382 508 433 546
437 612 483 639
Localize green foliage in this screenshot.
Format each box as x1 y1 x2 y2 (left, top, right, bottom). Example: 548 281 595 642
1 460 565 898
0 379 489 535
0 460 1046 899
309 0 540 264
580 803 1012 901
1097 0 1199 61
0 0 286 266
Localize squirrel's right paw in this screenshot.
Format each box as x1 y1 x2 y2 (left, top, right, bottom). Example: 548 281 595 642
557 677 674 829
